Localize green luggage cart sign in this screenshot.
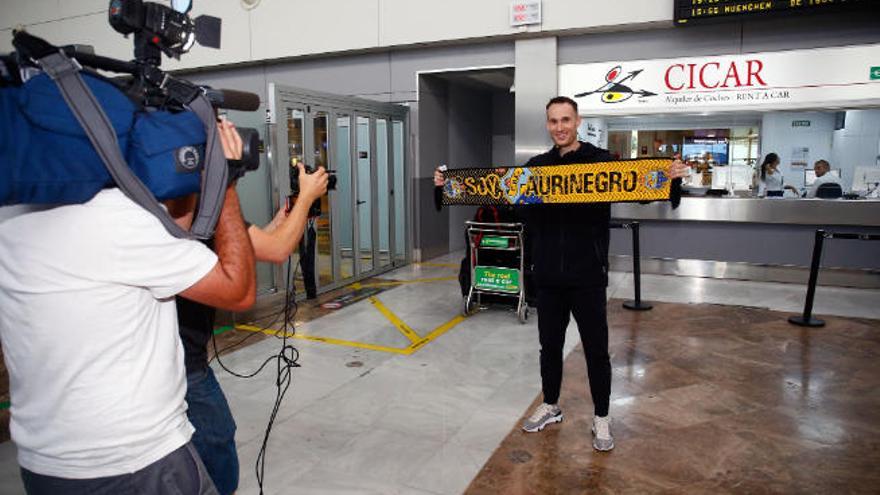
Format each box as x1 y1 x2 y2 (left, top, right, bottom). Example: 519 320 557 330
480 236 509 248
474 266 520 293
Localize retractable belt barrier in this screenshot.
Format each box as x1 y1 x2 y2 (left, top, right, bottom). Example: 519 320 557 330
789 229 880 327
441 159 672 206
610 221 652 311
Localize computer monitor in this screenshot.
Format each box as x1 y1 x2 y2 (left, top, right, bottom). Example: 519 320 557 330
804 168 841 186
682 137 729 166
851 166 880 193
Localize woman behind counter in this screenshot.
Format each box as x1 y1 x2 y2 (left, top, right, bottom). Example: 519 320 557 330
756 153 798 198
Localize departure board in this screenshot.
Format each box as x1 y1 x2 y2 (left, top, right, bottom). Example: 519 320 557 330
674 0 877 25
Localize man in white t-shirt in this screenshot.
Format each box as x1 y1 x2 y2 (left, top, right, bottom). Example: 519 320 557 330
0 120 255 494
806 159 845 198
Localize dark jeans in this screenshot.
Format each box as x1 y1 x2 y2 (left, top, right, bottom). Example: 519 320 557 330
21 443 218 495
537 285 611 417
186 367 239 495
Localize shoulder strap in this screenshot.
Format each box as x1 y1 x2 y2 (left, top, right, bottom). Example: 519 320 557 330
186 94 228 239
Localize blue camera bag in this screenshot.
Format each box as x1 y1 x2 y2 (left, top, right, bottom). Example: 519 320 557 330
0 70 204 205
2 30 228 239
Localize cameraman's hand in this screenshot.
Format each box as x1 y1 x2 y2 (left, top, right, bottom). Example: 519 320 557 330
297 162 329 203
218 117 243 160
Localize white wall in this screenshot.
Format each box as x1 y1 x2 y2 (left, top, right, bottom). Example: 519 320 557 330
760 112 835 191
492 91 515 166
0 0 673 70
831 110 880 190
447 85 491 252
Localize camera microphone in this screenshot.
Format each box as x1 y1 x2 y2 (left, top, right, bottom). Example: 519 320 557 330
203 88 260 112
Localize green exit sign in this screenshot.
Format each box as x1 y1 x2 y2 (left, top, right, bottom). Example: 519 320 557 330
871 67 880 80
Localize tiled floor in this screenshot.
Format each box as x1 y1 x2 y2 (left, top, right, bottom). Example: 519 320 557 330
0 252 877 494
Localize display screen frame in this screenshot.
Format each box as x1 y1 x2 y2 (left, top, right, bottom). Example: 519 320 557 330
674 0 878 25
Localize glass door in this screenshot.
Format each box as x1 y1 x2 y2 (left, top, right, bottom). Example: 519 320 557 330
273 84 409 296
333 113 356 281
392 120 406 265
309 108 334 291
355 115 374 275
376 118 393 270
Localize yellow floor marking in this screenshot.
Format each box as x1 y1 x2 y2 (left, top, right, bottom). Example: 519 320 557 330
230 270 468 355
414 262 459 269
407 315 466 353
235 315 466 356
356 276 456 289
369 297 422 343
234 324 412 355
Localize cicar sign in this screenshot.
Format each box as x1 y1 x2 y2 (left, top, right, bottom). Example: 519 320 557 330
664 60 767 91
559 44 880 115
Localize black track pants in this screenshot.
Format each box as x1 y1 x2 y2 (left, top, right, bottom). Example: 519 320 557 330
537 285 611 417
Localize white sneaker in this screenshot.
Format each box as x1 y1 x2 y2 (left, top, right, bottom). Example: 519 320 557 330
522 403 563 432
591 415 614 451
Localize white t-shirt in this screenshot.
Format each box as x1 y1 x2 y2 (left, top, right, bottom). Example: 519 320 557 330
806 172 845 198
0 189 218 478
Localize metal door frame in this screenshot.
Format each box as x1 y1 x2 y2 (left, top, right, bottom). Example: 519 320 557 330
354 111 397 276
268 83 409 296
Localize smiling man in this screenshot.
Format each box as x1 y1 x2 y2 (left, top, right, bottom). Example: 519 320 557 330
519 96 687 452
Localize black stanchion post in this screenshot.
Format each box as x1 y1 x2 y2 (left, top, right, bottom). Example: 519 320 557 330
623 221 653 311
789 229 826 327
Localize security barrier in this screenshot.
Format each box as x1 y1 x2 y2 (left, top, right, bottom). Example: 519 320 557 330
611 221 652 311
789 229 880 327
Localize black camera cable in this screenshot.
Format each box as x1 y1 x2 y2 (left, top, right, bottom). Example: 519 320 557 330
210 256 302 495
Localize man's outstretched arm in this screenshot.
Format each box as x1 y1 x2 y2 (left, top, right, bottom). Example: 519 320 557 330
248 162 329 264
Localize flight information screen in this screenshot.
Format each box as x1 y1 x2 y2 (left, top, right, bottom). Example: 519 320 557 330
674 0 877 25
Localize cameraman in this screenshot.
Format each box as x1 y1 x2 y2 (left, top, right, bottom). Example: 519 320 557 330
177 132 328 495
0 119 255 494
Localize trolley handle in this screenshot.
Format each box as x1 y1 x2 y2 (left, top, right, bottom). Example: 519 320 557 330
465 221 523 229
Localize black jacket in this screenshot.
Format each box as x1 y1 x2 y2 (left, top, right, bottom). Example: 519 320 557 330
520 141 680 288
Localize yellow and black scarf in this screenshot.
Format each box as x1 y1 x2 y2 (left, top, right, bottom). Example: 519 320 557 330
441 159 672 206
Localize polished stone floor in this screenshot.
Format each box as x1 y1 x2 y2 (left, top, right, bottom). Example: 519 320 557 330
0 253 877 494
466 303 880 494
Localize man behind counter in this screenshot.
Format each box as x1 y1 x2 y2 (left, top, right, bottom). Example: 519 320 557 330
805 159 844 198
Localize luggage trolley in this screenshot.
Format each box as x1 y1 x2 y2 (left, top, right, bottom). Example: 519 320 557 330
462 220 529 323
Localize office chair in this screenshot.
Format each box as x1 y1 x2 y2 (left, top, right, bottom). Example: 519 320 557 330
815 182 843 199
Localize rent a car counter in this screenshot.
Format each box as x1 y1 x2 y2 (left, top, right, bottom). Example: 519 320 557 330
559 43 880 274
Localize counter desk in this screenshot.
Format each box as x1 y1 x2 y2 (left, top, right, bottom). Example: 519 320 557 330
610 196 880 272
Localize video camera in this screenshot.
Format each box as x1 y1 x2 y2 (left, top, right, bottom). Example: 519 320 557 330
109 0 219 62
105 0 262 181
0 0 266 239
